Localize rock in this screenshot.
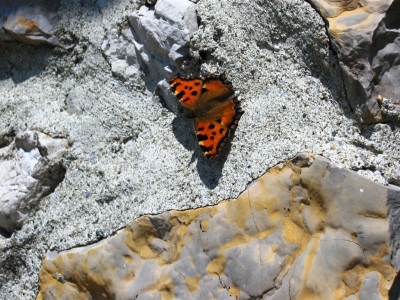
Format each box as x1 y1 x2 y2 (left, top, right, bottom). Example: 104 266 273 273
388 184 400 270
101 26 141 86
381 98 400 123
155 78 181 113
102 0 198 104
308 0 400 124
0 0 60 46
372 0 400 106
127 0 198 93
37 153 398 299
154 0 198 37
0 131 68 234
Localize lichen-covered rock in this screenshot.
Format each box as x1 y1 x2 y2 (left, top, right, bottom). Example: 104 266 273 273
37 153 399 299
308 0 400 124
0 131 68 234
0 0 60 45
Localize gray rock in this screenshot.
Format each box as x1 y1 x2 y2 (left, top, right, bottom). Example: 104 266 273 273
0 0 60 45
371 0 400 109
0 131 68 234
101 26 141 87
388 184 400 270
381 98 400 123
309 0 400 124
359 272 382 300
127 0 197 92
154 0 198 37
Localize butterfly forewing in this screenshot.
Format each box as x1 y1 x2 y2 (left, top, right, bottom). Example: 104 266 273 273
169 77 202 109
200 77 234 104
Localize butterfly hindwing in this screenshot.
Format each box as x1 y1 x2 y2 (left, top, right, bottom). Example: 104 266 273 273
169 73 243 159
196 119 226 159
195 96 242 159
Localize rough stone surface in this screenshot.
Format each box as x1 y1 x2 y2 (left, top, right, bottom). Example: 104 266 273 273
0 0 400 299
0 131 68 235
388 184 400 271
309 0 400 124
37 153 398 299
101 25 141 88
127 0 198 93
0 0 60 45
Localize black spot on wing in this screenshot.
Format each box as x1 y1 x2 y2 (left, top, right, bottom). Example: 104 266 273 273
170 82 181 92
219 128 224 133
197 134 208 141
195 82 200 86
191 91 198 96
176 91 185 99
198 127 204 132
208 124 215 129
200 145 213 153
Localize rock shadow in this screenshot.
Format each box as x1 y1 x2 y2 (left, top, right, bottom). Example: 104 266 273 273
61 0 115 13
172 115 230 189
389 271 400 300
0 42 54 83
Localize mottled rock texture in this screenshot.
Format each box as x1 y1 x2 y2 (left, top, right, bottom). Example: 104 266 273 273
37 153 399 299
0 0 60 45
0 131 68 235
309 0 400 124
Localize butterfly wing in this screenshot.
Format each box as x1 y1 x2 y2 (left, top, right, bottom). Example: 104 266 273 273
198 74 234 104
169 76 203 110
169 74 243 159
169 73 235 110
196 96 242 159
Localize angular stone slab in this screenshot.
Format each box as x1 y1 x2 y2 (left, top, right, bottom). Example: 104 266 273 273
37 153 399 299
126 0 197 96
0 0 60 46
308 0 400 124
0 131 68 234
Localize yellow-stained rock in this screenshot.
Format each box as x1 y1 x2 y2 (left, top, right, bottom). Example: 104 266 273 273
37 153 399 299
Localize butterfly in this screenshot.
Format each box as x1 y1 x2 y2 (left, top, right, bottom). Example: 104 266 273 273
169 73 243 159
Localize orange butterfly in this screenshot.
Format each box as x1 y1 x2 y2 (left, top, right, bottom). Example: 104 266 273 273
169 73 243 159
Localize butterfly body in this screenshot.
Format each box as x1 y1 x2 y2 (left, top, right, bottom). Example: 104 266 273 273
169 73 243 159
